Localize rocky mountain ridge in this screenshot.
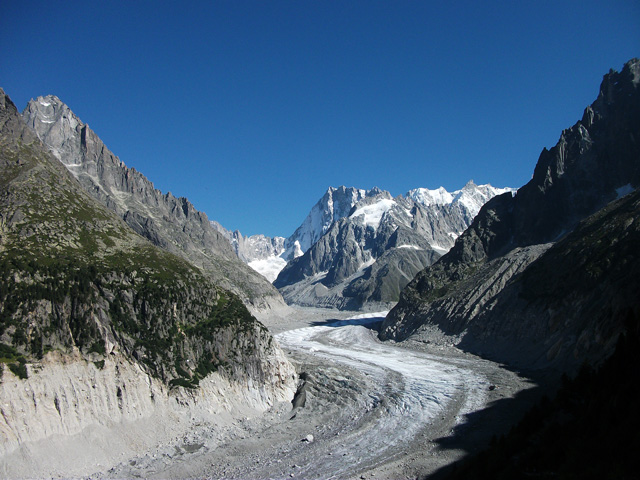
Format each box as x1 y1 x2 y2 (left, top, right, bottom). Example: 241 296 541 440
283 186 377 259
380 58 640 371
216 181 512 291
0 88 295 474
22 96 285 312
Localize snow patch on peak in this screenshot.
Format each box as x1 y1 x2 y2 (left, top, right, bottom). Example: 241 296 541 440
350 199 396 228
407 182 515 218
428 243 451 255
291 240 304 259
397 245 423 250
406 187 454 206
34 95 63 110
452 183 515 217
248 256 288 282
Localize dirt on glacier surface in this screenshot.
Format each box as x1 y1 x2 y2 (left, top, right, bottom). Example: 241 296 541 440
98 307 542 480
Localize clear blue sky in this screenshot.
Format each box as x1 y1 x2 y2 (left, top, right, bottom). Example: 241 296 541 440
2 1 638 237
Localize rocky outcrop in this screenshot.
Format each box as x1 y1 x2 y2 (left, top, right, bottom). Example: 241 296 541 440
22 96 285 311
381 59 640 370
0 88 296 474
0 337 293 455
275 182 512 310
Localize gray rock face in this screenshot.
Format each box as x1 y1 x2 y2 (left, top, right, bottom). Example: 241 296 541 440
381 58 640 370
282 185 375 260
275 182 512 310
22 96 284 310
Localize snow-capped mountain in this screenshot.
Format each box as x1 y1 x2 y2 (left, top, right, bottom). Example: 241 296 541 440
408 182 515 221
273 181 515 309
214 181 513 291
213 186 381 281
282 186 379 259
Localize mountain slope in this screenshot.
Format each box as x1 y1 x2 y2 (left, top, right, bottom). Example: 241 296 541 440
275 182 512 310
0 88 294 469
22 96 285 311
380 58 640 370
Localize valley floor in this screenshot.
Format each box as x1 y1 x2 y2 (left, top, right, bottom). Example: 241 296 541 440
101 308 540 480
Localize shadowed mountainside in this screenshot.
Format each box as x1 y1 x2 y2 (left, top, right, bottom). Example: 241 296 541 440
381 58 640 372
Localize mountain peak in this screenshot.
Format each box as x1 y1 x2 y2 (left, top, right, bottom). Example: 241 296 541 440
23 95 83 162
405 181 514 215
1 88 38 144
274 178 512 308
0 88 16 112
21 93 284 309
29 94 72 118
283 185 370 258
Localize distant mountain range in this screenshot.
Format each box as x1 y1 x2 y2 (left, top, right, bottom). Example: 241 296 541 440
216 182 513 308
212 186 378 281
276 181 514 310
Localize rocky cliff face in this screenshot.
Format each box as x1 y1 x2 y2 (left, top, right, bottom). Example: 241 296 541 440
380 59 640 370
283 186 373 260
275 182 512 310
22 96 285 312
0 88 295 473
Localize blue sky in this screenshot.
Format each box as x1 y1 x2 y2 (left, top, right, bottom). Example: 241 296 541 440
2 1 639 237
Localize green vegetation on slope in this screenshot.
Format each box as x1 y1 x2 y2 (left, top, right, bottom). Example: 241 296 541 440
0 110 266 388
